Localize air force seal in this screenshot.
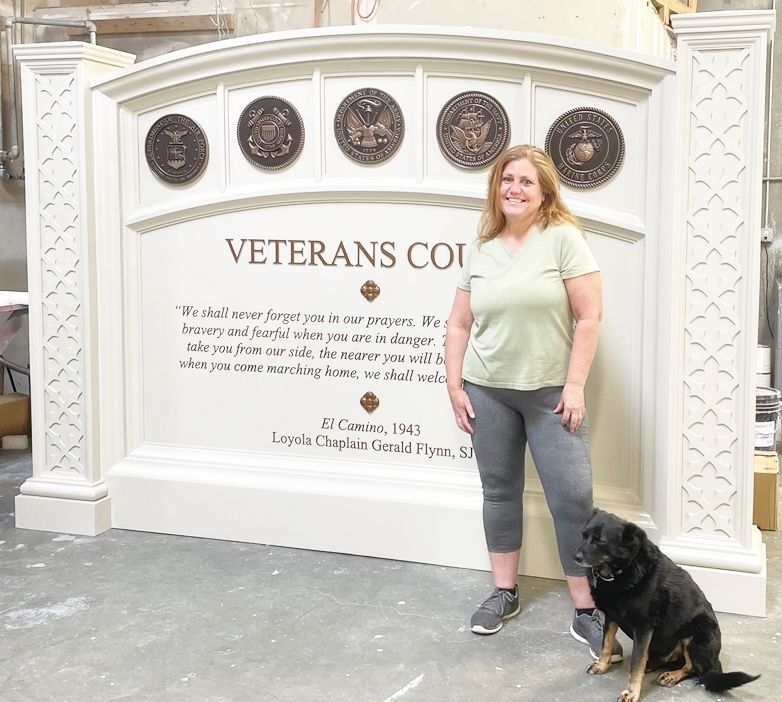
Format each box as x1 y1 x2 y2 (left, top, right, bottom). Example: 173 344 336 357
145 114 208 184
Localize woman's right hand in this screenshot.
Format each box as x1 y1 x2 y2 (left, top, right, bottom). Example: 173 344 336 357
444 288 475 435
448 386 475 435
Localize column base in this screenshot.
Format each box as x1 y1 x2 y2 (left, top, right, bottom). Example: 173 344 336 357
15 494 112 536
683 542 767 617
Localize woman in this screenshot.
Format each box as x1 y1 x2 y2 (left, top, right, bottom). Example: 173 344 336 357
444 144 622 662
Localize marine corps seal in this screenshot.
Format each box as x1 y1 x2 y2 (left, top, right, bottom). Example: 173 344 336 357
145 114 208 184
437 92 510 169
334 88 404 164
238 96 304 170
545 107 624 188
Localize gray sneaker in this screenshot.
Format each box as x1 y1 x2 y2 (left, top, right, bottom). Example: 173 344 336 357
470 587 520 635
570 609 623 662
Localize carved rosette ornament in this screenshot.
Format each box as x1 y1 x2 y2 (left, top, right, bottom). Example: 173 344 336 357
360 392 380 413
360 280 380 301
145 113 208 184
545 107 624 188
238 96 305 170
334 88 404 164
436 91 510 169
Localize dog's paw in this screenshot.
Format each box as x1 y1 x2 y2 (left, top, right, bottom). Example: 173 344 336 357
586 661 610 675
617 690 639 702
656 671 681 687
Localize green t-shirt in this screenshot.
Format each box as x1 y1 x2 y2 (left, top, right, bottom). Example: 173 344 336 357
457 223 599 391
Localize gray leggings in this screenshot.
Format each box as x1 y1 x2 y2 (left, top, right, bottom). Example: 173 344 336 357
464 381 593 577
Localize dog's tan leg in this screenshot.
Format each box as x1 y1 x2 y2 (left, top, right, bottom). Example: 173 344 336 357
656 639 693 687
618 628 652 702
586 619 619 675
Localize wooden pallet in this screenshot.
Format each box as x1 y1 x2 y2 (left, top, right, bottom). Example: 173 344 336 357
651 0 698 26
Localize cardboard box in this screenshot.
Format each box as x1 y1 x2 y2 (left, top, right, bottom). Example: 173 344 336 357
753 451 779 531
0 392 30 438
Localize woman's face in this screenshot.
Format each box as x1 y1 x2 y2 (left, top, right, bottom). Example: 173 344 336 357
498 158 544 222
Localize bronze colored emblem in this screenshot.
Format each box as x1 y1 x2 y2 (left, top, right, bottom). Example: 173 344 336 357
334 88 404 164
437 92 510 169
238 96 304 170
361 280 380 302
145 114 208 184
360 392 380 413
545 107 625 188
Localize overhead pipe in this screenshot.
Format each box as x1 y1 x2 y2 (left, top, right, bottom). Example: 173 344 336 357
0 16 97 181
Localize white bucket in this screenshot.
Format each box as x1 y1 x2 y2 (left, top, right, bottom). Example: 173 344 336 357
755 386 781 451
757 372 772 386
758 345 772 374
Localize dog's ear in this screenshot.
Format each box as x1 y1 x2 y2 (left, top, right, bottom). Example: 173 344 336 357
581 507 600 531
621 521 643 549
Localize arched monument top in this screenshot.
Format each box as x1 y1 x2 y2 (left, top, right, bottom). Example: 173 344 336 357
88 25 675 101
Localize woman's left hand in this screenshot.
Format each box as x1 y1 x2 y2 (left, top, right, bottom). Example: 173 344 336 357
554 382 586 432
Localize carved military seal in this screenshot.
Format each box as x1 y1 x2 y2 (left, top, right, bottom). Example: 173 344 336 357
238 96 305 170
334 88 404 164
145 114 208 184
545 107 625 188
436 91 510 169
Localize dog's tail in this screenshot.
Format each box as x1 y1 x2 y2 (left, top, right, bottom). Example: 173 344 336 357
701 670 759 693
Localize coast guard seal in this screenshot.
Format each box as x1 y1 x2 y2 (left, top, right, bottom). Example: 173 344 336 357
238 96 305 170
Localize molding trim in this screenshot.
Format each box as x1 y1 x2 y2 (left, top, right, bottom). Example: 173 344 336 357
105 443 653 581
671 10 776 37
92 26 675 103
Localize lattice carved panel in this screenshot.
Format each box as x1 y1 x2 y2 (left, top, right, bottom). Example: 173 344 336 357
681 48 750 537
35 71 85 475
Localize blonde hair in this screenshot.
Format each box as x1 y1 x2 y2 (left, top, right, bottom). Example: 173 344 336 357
478 144 579 243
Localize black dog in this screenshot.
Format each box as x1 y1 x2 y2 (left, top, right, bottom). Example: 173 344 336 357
573 509 758 702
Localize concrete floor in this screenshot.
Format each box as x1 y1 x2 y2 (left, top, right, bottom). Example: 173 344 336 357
0 450 779 702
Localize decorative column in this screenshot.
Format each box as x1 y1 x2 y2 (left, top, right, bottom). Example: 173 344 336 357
666 11 775 616
14 43 134 535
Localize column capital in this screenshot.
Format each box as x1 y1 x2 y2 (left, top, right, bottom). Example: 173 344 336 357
671 9 775 39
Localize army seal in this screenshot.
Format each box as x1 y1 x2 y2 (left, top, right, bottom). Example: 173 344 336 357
238 96 305 170
437 92 510 169
545 107 625 188
334 88 404 164
145 114 208 184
